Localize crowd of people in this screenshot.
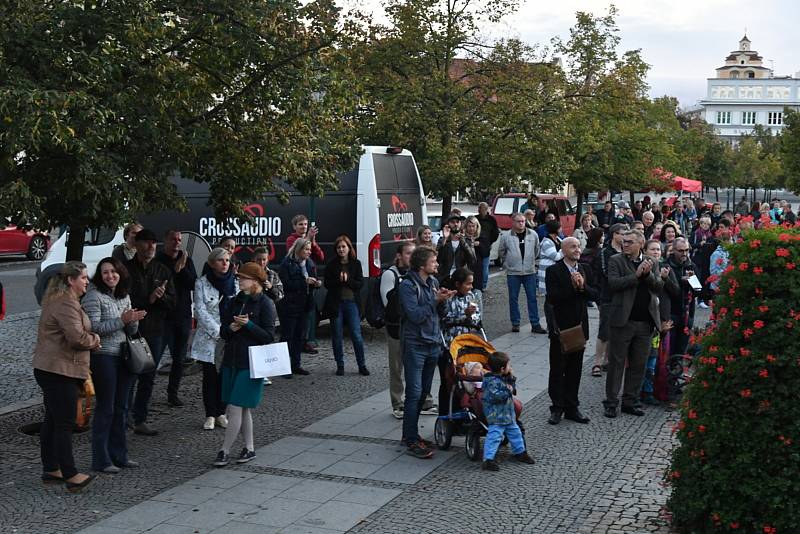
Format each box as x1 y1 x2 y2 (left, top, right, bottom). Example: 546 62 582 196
30 192 796 488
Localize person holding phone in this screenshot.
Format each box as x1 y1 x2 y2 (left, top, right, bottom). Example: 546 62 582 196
665 237 700 355
213 262 274 467
125 229 176 437
278 238 320 376
286 214 324 355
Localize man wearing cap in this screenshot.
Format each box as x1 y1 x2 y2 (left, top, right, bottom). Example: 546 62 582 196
436 213 476 288
614 201 634 226
155 230 198 407
126 229 176 436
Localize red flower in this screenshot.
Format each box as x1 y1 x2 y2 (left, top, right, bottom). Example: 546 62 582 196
776 248 791 257
743 328 753 338
708 345 719 353
734 308 743 317
787 262 796 270
715 257 725 266
740 348 751 357
730 522 740 529
740 389 752 398
670 470 681 480
759 369 769 378
779 233 791 241
731 321 740 328
755 287 763 296
758 305 769 313
753 266 763 275
725 354 735 362
716 366 725 374
753 320 765 329
698 425 706 433
767 354 777 362
702 380 709 389
707 356 717 365
688 409 698 419
750 239 761 248
739 262 749 271
763 525 777 534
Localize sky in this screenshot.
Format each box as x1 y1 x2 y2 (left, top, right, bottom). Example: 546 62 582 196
345 0 800 108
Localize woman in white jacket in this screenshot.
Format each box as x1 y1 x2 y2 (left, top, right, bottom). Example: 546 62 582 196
192 248 238 430
538 219 563 294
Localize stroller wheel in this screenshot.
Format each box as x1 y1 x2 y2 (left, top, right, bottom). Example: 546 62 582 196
434 418 453 450
465 425 482 461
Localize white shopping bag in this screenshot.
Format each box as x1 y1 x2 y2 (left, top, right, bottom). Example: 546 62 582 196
248 342 292 379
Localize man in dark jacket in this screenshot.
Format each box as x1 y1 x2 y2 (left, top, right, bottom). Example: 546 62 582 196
603 229 662 418
155 230 197 407
436 214 476 288
665 237 699 355
596 201 615 235
126 228 176 436
545 237 599 425
476 202 500 291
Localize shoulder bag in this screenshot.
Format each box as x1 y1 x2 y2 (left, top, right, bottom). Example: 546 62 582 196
121 335 156 374
553 268 587 354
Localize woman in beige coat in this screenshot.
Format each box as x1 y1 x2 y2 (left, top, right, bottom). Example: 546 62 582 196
33 261 101 493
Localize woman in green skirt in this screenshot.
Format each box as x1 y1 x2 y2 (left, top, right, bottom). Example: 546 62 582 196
213 262 275 467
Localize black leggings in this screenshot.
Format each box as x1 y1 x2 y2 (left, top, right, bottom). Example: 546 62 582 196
34 368 83 479
201 362 227 418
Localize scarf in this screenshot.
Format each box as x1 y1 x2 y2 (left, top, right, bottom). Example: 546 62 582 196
206 268 236 315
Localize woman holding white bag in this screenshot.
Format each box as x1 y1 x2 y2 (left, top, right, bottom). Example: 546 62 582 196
213 262 275 467
191 248 238 431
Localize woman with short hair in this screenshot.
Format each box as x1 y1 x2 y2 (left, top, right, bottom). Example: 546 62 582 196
34 261 101 492
278 238 321 376
192 248 239 430
82 257 146 473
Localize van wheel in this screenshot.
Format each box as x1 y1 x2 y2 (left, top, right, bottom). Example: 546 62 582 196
27 236 48 261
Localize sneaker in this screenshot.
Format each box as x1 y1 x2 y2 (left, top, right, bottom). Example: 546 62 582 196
336 367 345 376
216 415 228 428
392 408 404 420
236 448 256 464
406 441 434 459
698 301 709 309
203 416 215 430
117 460 139 468
511 325 520 333
358 366 371 376
420 405 439 416
482 459 499 471
99 465 121 474
294 367 311 376
531 325 548 334
513 452 536 464
302 344 318 355
167 396 184 407
213 451 229 467
264 377 273 385
133 423 159 436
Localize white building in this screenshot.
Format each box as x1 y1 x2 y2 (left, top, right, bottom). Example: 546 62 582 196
699 35 800 143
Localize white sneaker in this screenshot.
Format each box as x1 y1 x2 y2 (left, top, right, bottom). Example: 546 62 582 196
203 417 215 430
698 301 709 309
216 415 228 429
420 405 439 415
264 377 273 385
392 408 404 420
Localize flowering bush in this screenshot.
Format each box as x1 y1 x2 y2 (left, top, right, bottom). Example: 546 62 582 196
667 225 800 533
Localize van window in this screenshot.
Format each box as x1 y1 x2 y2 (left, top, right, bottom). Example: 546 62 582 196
494 197 516 215
82 227 117 246
373 154 398 190
394 156 420 190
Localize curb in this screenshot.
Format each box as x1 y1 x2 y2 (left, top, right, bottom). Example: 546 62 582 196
0 396 42 416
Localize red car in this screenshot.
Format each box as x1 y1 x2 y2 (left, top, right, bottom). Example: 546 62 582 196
0 225 50 260
491 193 576 232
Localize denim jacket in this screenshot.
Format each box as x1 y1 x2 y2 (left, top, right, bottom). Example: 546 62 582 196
399 271 442 346
481 373 517 425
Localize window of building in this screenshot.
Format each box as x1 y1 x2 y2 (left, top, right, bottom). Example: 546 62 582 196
730 71 740 79
747 71 755 79
742 111 756 125
741 60 745 65
716 111 731 125
768 112 783 125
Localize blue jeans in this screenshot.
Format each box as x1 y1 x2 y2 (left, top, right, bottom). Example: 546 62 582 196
506 274 540 327
481 257 491 290
331 300 365 368
91 353 135 470
282 312 308 370
642 346 658 394
483 422 525 460
402 341 440 444
131 335 164 425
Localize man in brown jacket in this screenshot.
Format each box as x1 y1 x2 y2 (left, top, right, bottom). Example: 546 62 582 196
603 230 662 418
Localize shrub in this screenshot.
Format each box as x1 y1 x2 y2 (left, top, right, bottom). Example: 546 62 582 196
667 225 800 533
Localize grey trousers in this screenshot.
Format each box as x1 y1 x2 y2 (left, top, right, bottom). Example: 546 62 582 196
604 321 653 409
387 336 433 411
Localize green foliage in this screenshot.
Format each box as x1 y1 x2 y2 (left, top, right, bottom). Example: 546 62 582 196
668 225 800 533
0 0 361 255
781 109 800 193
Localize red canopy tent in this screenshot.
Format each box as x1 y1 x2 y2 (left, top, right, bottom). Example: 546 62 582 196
651 168 703 193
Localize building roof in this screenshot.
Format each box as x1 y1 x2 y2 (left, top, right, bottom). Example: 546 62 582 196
716 65 769 71
725 51 763 61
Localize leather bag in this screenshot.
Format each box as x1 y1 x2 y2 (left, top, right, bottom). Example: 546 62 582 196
558 324 587 354
122 335 156 374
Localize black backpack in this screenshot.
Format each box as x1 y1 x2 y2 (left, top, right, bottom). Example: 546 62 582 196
384 269 404 339
365 266 401 330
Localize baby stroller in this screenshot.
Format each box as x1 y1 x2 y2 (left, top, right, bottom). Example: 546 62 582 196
433 333 525 461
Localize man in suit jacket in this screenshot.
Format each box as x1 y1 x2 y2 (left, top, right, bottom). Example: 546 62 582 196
545 237 600 425
603 229 663 418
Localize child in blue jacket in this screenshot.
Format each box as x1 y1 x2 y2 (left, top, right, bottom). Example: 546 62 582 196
481 352 536 471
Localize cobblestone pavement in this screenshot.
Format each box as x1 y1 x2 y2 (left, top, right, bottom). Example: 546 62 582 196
0 273 684 533
0 311 42 408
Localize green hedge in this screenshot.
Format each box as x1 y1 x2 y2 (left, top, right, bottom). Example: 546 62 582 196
668 226 800 533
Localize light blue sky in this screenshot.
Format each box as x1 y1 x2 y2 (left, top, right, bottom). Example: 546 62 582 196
347 0 800 108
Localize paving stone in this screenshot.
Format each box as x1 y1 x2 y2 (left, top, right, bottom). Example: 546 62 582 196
211 521 280 533
152 483 226 505
190 469 257 489
274 451 344 473
165 500 254 529
331 486 402 507
295 501 379 532
321 459 383 479
236 497 322 528
94 501 192 531
277 479 351 503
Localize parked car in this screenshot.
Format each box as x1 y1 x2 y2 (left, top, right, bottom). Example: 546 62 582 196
491 193 575 231
0 224 49 260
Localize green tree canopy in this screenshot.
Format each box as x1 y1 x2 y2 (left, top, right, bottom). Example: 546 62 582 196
0 0 361 259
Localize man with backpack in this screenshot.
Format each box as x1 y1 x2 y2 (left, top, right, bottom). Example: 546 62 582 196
399 247 455 459
379 242 437 419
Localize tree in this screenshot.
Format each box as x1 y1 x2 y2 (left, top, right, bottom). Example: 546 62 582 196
782 109 800 194
356 0 569 216
697 138 735 203
0 0 362 260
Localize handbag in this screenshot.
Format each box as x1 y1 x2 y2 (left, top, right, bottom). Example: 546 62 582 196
122 335 156 374
557 324 587 354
